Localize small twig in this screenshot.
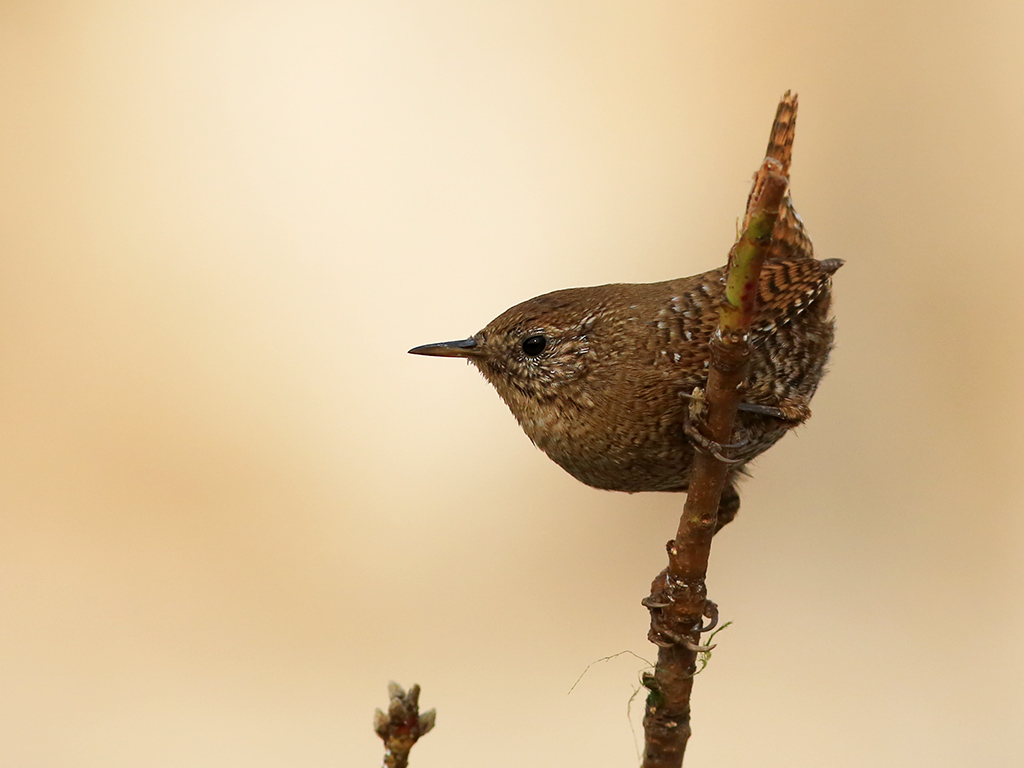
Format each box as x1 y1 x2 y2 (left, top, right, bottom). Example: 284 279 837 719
640 92 796 768
374 682 435 768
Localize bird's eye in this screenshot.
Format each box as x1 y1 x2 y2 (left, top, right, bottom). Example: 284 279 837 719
521 334 547 356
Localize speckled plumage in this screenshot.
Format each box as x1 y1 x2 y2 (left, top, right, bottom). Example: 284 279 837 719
411 93 840 528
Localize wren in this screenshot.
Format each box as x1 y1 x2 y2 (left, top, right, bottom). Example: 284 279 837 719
410 95 839 529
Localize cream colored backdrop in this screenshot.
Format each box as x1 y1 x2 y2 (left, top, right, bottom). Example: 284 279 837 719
2 2 1023 766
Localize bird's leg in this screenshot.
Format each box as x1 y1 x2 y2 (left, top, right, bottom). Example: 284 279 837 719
737 397 811 424
680 390 810 424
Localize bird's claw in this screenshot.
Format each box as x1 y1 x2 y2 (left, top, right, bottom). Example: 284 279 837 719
648 623 716 652
641 596 671 609
699 601 719 633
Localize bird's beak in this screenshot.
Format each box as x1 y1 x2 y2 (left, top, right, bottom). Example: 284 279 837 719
408 338 480 358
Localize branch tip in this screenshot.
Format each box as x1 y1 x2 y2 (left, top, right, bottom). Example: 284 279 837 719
375 681 435 768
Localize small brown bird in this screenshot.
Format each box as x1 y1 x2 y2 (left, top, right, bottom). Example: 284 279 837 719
410 94 839 529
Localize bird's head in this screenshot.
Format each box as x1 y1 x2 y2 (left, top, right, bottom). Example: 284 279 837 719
409 288 606 419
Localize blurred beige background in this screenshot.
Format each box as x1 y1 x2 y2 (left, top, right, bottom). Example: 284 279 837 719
2 1 1023 766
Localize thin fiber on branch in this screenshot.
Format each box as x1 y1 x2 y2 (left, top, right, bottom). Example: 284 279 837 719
641 92 797 768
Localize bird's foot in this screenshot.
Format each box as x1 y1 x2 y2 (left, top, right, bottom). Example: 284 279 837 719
685 426 747 464
642 593 720 650
681 398 748 464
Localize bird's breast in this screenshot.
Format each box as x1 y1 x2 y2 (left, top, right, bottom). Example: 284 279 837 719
513 367 698 493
